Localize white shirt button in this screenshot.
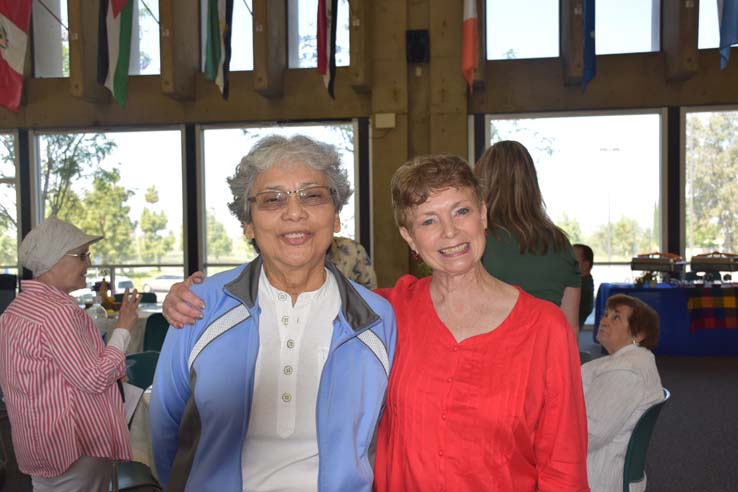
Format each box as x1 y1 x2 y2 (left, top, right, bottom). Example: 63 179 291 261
281 315 289 326
278 293 288 301
281 392 292 403
283 365 294 375
286 339 295 349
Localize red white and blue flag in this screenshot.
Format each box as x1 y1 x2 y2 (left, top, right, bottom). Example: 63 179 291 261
317 0 338 98
0 0 32 112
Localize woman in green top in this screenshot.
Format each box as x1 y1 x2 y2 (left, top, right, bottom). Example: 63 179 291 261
475 140 581 339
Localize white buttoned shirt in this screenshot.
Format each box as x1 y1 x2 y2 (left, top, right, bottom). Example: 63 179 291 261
241 269 340 492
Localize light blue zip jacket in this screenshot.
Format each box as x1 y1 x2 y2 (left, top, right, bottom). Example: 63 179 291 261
149 257 397 492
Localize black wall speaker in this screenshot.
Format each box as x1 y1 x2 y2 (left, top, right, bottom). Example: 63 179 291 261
406 30 430 63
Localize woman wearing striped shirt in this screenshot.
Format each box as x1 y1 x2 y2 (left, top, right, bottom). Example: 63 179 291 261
0 217 141 492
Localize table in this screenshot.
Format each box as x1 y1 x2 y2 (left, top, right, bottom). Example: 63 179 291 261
91 303 162 354
594 283 738 355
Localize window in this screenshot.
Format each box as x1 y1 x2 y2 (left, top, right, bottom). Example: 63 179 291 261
137 0 161 75
201 122 357 274
287 0 350 68
596 0 660 55
0 134 18 275
486 112 664 289
684 109 738 259
486 0 558 60
200 0 254 72
697 0 738 51
35 129 184 298
33 0 69 77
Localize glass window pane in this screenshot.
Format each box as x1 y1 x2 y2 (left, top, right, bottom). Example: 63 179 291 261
596 0 660 55
0 134 17 271
200 0 254 72
33 0 69 77
697 0 738 50
486 0 558 60
488 112 662 288
36 130 183 276
685 110 738 258
288 0 350 68
136 0 160 75
202 123 356 270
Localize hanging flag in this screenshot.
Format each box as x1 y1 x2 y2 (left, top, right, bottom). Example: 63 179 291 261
97 0 134 107
204 0 234 99
582 0 596 89
462 0 478 91
317 0 338 98
0 0 32 112
718 0 738 70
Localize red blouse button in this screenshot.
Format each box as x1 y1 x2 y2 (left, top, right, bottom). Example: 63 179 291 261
452 346 459 352
438 450 444 456
441 413 447 420
446 377 452 383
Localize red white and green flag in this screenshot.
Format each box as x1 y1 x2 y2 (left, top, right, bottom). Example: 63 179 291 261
317 0 338 98
98 0 134 107
0 0 32 112
204 0 234 99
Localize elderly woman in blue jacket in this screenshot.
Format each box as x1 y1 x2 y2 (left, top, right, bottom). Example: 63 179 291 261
149 135 397 492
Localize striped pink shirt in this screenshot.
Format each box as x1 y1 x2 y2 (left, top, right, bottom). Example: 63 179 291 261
0 280 131 478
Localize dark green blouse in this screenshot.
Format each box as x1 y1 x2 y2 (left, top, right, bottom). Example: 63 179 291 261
482 227 581 305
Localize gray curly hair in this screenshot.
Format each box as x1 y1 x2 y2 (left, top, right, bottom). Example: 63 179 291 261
227 134 353 224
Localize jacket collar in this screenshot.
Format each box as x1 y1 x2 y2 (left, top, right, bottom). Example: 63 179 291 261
224 255 380 333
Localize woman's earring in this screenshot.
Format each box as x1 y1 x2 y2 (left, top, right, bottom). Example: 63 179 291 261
411 250 420 262
632 338 639 346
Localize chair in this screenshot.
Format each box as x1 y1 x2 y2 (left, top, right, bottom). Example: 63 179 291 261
110 352 163 491
143 313 169 352
114 292 157 303
622 388 671 492
0 274 17 316
579 351 592 364
112 461 161 491
125 351 160 390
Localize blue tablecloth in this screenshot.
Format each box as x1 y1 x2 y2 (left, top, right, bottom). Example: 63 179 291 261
594 283 738 355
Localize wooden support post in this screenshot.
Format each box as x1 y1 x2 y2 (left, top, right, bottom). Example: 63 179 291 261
663 0 699 81
350 0 372 93
159 0 198 100
68 0 110 102
560 0 584 86
253 0 287 98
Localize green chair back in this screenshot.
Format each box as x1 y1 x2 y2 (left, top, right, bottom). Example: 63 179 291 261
622 388 670 492
125 351 160 390
579 351 592 364
143 313 169 352
114 292 157 303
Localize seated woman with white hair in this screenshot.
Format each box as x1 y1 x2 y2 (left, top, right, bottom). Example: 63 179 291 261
0 216 141 492
582 294 664 492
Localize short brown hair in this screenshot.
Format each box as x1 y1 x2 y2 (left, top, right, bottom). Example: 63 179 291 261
605 294 660 350
390 154 484 229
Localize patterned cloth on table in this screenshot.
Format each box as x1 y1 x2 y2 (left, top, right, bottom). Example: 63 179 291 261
687 287 738 333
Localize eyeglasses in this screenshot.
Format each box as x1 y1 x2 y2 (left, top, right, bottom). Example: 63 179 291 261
66 251 92 261
247 186 335 211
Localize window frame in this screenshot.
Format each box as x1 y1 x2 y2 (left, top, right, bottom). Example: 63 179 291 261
197 119 364 271
482 108 668 268
680 104 738 257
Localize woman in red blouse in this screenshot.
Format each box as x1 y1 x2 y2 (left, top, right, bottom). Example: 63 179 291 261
162 154 589 491
373 154 588 491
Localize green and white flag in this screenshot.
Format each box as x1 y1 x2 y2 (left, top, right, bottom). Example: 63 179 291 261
204 0 234 99
98 0 133 107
